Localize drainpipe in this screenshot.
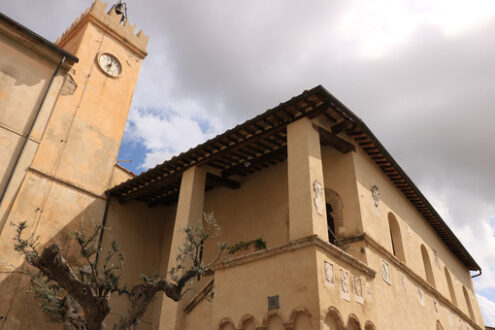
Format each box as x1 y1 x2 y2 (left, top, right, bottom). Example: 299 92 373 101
0 56 66 207
95 196 111 268
471 269 482 278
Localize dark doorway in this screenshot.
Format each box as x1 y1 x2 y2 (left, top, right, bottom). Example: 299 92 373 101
326 203 336 244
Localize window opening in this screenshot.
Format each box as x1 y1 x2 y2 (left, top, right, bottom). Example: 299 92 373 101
326 203 336 245
388 213 406 262
421 244 436 287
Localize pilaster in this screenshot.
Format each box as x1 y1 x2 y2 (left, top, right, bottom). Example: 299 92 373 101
154 166 206 330
287 117 328 242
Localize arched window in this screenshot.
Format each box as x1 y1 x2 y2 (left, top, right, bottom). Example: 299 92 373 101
263 311 286 330
239 315 257 330
421 244 436 287
325 188 343 245
444 267 457 305
347 314 362 330
219 319 236 330
388 213 406 262
463 286 475 320
293 311 313 330
266 315 285 330
322 307 344 330
364 320 376 330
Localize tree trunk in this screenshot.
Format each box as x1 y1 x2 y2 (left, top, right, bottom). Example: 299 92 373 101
113 277 189 330
31 245 109 330
63 295 88 330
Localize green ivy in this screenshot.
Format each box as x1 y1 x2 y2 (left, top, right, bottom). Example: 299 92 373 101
227 238 267 254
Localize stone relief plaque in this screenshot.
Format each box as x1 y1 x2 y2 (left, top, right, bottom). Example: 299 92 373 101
313 180 324 215
324 261 335 287
418 287 424 306
340 269 351 301
381 260 391 284
60 74 78 96
365 281 372 298
353 274 364 304
371 185 381 207
400 274 408 292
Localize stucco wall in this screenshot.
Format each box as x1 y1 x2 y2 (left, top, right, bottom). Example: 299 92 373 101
100 198 176 329
202 160 289 262
110 164 135 186
211 245 320 330
0 171 106 329
321 144 363 239
353 144 484 326
0 31 67 232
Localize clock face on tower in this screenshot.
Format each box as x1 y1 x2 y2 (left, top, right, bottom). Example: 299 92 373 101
97 53 122 77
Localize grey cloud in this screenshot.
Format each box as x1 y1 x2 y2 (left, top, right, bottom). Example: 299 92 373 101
2 0 495 314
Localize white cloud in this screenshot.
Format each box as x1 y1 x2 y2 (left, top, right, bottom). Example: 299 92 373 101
477 294 495 326
3 0 495 317
125 105 217 170
338 0 495 58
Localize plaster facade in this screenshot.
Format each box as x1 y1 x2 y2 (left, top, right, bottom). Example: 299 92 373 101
0 1 148 328
103 122 485 329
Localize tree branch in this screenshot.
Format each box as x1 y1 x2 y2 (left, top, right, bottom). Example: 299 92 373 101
113 279 179 330
30 244 109 330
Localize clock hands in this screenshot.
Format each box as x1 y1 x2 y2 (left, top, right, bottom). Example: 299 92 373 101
99 54 121 76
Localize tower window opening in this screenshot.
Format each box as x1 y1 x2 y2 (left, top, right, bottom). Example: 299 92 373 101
326 203 336 245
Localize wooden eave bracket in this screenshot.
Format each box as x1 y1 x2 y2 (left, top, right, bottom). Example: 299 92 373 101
206 173 240 189
331 119 353 134
221 147 287 178
119 171 182 203
313 124 355 153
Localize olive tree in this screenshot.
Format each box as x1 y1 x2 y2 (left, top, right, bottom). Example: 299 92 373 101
13 213 227 330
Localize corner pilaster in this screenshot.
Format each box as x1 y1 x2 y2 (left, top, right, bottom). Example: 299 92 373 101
154 166 206 330
287 118 329 242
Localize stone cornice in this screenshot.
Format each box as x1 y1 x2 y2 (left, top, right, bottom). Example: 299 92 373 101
184 279 214 313
28 167 106 201
210 235 376 278
351 233 482 330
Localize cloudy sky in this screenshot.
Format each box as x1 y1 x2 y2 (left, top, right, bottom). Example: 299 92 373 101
2 0 495 325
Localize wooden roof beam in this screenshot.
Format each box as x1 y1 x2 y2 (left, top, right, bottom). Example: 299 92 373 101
331 119 353 134
313 124 355 153
120 171 182 203
149 193 180 207
222 147 287 178
206 173 240 189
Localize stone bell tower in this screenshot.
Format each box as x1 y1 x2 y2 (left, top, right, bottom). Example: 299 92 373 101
0 2 148 328
34 0 148 194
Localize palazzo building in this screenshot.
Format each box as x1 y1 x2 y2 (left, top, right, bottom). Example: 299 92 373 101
0 1 486 329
